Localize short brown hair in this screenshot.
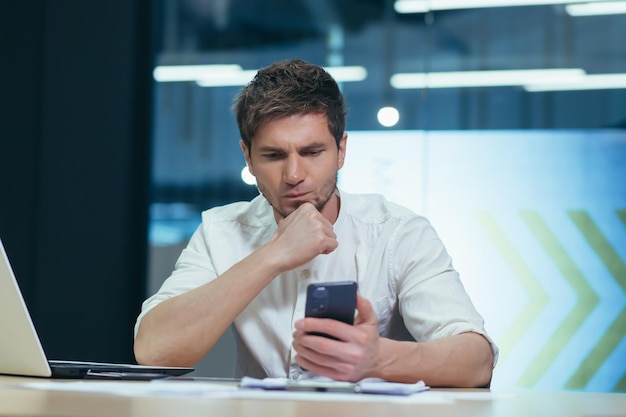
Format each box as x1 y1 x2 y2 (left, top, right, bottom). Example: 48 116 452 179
233 59 347 154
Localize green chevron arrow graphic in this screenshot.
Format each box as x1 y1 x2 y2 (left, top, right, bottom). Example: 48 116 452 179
617 367 626 393
474 211 549 362
516 210 599 387
565 210 626 390
614 207 626 392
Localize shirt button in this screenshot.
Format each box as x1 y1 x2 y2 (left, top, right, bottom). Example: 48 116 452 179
291 372 301 380
301 269 311 279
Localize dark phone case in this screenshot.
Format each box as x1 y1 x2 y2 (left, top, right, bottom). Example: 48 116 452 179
304 281 357 328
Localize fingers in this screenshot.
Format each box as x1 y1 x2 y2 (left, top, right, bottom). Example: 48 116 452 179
292 327 365 382
294 352 357 382
270 203 339 270
292 319 368 362
319 241 338 254
294 318 354 343
294 295 378 344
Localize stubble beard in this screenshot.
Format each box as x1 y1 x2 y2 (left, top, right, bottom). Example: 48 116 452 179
258 175 338 220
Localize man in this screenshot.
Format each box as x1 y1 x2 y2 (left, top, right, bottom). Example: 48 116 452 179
134 59 497 387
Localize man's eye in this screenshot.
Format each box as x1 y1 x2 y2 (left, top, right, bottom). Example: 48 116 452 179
304 150 322 156
263 153 282 159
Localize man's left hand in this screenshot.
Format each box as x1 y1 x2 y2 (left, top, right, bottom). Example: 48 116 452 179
292 294 381 382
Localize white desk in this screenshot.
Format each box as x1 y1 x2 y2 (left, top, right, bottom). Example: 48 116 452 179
1 375 624 417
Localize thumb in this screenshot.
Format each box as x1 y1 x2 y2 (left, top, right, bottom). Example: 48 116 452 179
354 293 378 326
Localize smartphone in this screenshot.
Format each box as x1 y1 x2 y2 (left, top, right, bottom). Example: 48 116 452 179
304 281 357 338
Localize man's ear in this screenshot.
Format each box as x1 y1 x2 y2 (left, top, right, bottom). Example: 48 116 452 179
337 132 347 170
240 140 254 176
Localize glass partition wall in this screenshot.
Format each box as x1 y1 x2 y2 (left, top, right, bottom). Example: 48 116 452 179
148 0 626 391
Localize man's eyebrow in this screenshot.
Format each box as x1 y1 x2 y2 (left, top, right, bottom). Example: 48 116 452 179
257 142 327 152
299 142 327 150
257 146 284 152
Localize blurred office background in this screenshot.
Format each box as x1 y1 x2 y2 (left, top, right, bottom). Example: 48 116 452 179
1 0 624 392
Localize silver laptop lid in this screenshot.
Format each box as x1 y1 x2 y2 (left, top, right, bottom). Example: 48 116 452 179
0 238 52 377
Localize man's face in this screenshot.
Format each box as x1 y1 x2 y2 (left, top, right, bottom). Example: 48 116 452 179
241 113 347 222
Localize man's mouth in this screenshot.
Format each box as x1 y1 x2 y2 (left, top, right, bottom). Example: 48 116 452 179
284 191 310 199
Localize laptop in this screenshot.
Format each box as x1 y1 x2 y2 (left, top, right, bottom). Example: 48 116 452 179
0 238 194 379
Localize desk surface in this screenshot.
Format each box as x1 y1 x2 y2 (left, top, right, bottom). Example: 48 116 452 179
1 375 625 417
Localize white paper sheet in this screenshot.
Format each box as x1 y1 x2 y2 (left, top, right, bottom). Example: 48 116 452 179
17 380 452 404
240 376 431 395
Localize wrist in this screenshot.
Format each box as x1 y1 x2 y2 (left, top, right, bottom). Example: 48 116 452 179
253 241 290 276
371 338 422 383
371 337 394 380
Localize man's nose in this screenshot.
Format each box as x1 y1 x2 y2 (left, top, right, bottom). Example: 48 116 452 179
284 155 304 184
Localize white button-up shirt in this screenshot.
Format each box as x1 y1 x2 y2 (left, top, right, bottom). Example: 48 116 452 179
135 190 497 378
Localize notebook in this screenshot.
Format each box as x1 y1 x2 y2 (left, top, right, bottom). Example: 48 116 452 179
0 238 194 379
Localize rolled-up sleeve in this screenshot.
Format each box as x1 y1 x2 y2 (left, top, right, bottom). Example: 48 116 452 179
133 225 217 337
393 216 499 366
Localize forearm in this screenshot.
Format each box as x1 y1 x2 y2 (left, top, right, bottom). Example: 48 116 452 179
134 244 283 367
373 332 494 387
135 202 340 367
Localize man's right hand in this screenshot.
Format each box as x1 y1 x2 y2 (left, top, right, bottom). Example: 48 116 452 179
267 203 338 272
